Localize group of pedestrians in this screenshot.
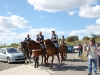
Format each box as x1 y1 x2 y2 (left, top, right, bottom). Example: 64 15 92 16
77 37 100 75
76 36 100 75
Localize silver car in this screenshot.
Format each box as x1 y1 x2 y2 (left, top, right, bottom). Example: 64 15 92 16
0 47 25 63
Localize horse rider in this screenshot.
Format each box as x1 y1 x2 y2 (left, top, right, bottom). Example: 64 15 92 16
60 35 66 46
60 35 67 49
24 34 31 42
36 31 46 56
51 31 59 54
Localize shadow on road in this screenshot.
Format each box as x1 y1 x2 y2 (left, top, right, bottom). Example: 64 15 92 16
39 58 87 71
66 59 86 62
51 63 87 71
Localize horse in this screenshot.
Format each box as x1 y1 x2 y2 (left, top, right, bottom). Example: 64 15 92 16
44 39 60 69
27 40 46 68
19 41 31 65
59 43 67 63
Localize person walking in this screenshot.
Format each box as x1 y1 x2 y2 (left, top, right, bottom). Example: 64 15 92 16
78 44 83 57
87 38 98 75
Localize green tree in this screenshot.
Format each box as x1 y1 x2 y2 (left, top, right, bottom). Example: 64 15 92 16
10 43 20 48
73 35 79 41
66 36 75 42
82 36 90 40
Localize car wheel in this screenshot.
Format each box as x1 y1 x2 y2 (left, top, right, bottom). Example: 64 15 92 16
7 57 11 64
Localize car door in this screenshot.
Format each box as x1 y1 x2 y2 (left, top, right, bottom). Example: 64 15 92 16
0 49 7 61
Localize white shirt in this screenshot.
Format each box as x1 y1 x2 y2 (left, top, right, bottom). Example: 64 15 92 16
87 44 98 59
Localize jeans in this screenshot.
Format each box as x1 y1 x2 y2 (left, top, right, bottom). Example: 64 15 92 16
54 42 59 49
78 49 82 56
40 44 45 54
88 59 97 74
54 42 59 54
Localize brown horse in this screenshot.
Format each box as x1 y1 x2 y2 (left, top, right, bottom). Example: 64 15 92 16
59 44 67 63
44 39 60 69
27 40 46 68
20 41 31 65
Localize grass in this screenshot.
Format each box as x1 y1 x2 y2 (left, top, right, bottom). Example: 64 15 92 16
77 52 88 61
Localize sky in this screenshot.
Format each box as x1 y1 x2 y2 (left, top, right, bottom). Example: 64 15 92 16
0 0 100 45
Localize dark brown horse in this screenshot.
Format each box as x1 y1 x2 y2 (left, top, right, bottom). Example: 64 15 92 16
44 39 60 69
27 40 46 68
59 44 67 63
20 41 32 65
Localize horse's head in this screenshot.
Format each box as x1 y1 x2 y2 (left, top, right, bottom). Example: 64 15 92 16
20 41 27 47
20 41 27 51
44 39 50 46
44 39 55 49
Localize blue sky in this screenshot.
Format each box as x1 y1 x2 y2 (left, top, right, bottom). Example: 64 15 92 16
0 0 100 45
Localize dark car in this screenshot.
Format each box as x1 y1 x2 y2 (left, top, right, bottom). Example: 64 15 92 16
67 46 75 53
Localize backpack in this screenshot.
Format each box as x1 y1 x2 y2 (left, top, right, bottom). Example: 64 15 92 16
79 45 83 50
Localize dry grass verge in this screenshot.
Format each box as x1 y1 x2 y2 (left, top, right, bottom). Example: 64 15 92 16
77 52 88 61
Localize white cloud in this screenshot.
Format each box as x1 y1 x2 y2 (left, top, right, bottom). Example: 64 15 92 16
27 0 97 12
96 18 100 25
69 24 100 39
0 15 29 30
79 4 100 18
0 27 64 45
68 10 77 16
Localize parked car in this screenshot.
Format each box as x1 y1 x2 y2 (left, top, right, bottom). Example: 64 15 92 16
0 47 25 63
67 46 75 53
73 44 79 50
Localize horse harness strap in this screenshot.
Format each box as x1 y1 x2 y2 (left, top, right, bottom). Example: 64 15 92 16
32 49 41 52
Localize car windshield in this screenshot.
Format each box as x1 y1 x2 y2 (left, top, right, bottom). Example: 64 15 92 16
7 48 21 53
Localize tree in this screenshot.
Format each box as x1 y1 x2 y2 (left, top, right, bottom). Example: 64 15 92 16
66 36 75 42
97 35 100 38
82 36 90 40
10 43 20 48
73 35 79 41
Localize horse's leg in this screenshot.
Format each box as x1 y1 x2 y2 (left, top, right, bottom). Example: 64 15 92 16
41 55 43 64
57 54 60 64
43 54 46 64
29 50 32 64
51 55 54 69
37 57 39 68
34 56 36 68
61 54 63 63
46 55 49 66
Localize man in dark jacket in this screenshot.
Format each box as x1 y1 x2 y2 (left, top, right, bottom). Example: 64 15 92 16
36 31 45 55
24 34 31 42
51 31 59 54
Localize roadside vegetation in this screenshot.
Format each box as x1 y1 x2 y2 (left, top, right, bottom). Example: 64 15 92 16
77 52 88 61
